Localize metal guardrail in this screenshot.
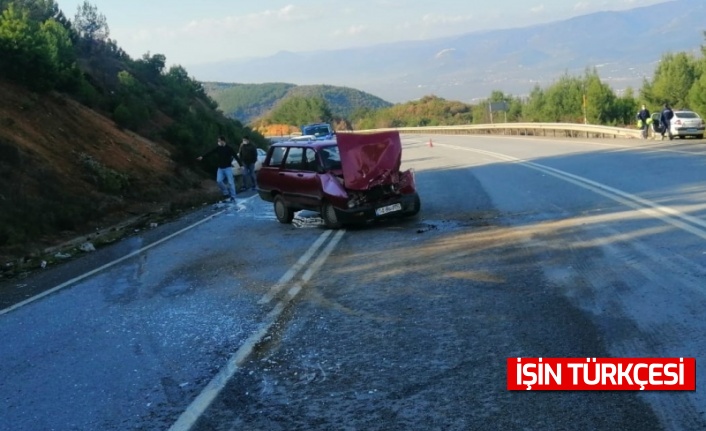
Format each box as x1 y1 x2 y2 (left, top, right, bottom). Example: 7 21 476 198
352 123 642 139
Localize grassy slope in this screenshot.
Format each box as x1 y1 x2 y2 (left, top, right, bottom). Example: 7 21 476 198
0 79 215 273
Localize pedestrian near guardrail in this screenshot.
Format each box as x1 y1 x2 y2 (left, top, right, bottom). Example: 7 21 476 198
660 103 675 141
637 104 650 139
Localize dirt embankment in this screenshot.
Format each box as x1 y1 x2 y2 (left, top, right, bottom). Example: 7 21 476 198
0 80 216 277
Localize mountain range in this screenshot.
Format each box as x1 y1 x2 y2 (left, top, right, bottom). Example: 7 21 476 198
189 0 705 103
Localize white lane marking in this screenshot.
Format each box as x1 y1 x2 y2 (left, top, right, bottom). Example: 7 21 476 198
257 230 333 304
440 143 706 241
0 208 233 317
169 229 346 431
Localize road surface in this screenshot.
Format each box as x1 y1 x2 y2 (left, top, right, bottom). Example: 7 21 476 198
2 134 706 430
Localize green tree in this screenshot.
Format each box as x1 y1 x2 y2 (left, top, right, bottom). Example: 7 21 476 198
1 0 62 22
522 85 546 122
688 33 706 115
545 74 584 122
73 0 108 42
642 52 699 109
584 69 616 124
269 96 333 126
688 74 706 116
0 3 57 90
40 17 79 89
134 52 166 83
614 87 639 126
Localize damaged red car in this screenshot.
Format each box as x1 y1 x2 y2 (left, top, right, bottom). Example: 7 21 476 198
256 131 420 228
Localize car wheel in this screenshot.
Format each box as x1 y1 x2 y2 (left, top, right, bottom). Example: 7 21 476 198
406 193 421 217
274 196 294 224
697 134 704 139
321 202 341 229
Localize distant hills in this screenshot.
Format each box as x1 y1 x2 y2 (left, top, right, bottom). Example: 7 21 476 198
190 0 705 103
202 82 393 124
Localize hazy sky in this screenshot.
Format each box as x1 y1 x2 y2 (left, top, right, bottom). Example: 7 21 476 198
56 0 668 68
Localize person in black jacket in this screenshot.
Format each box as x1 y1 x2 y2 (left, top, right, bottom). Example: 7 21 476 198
659 103 674 140
636 104 650 139
238 136 258 191
197 136 241 202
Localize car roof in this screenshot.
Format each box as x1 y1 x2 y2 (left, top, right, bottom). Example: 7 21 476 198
270 138 337 148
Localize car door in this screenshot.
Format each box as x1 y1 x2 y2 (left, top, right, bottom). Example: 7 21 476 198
280 146 321 210
257 146 287 196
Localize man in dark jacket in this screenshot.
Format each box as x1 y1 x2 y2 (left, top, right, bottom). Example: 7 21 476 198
238 136 258 191
197 136 241 202
660 103 674 140
636 104 650 139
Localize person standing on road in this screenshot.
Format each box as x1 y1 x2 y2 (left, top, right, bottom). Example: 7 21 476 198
636 104 650 139
238 136 258 191
196 136 241 202
660 103 674 140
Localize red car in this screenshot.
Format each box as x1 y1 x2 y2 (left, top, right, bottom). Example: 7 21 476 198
256 131 420 228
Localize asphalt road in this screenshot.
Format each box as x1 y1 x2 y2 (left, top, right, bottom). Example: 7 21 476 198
2 134 706 430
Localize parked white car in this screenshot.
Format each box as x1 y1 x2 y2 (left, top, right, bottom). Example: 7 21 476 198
670 110 705 139
232 148 267 177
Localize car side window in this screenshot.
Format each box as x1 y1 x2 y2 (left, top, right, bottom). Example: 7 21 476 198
268 147 287 167
284 147 304 170
303 148 318 172
318 146 342 170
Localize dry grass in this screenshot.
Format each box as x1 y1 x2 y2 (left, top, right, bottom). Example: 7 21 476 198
0 80 217 277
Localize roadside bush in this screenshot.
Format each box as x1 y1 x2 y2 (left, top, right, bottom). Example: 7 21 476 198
78 152 130 194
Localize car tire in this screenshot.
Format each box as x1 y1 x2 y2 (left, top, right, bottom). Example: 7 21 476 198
697 134 704 139
274 196 294 224
321 202 342 229
406 193 421 217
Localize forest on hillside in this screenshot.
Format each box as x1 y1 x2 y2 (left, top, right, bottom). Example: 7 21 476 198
0 0 264 156
203 82 393 126
0 0 262 261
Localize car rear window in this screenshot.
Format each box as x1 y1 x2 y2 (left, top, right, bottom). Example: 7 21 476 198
676 112 699 119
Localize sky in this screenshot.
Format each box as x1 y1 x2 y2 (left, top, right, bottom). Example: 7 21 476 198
56 0 668 70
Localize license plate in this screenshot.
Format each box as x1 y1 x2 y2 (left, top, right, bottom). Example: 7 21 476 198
687 128 697 132
375 203 402 216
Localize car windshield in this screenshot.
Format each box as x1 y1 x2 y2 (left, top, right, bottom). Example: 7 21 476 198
303 125 332 136
319 145 341 170
676 112 699 119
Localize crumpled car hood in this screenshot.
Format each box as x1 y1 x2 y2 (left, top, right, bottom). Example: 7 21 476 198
336 131 402 191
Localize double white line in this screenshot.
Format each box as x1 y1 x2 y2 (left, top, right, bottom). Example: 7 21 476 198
169 229 345 431
441 143 706 240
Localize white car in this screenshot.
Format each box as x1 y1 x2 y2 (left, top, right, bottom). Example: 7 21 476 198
232 148 267 177
670 110 705 139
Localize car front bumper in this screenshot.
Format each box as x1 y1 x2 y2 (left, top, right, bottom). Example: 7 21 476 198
332 193 418 223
